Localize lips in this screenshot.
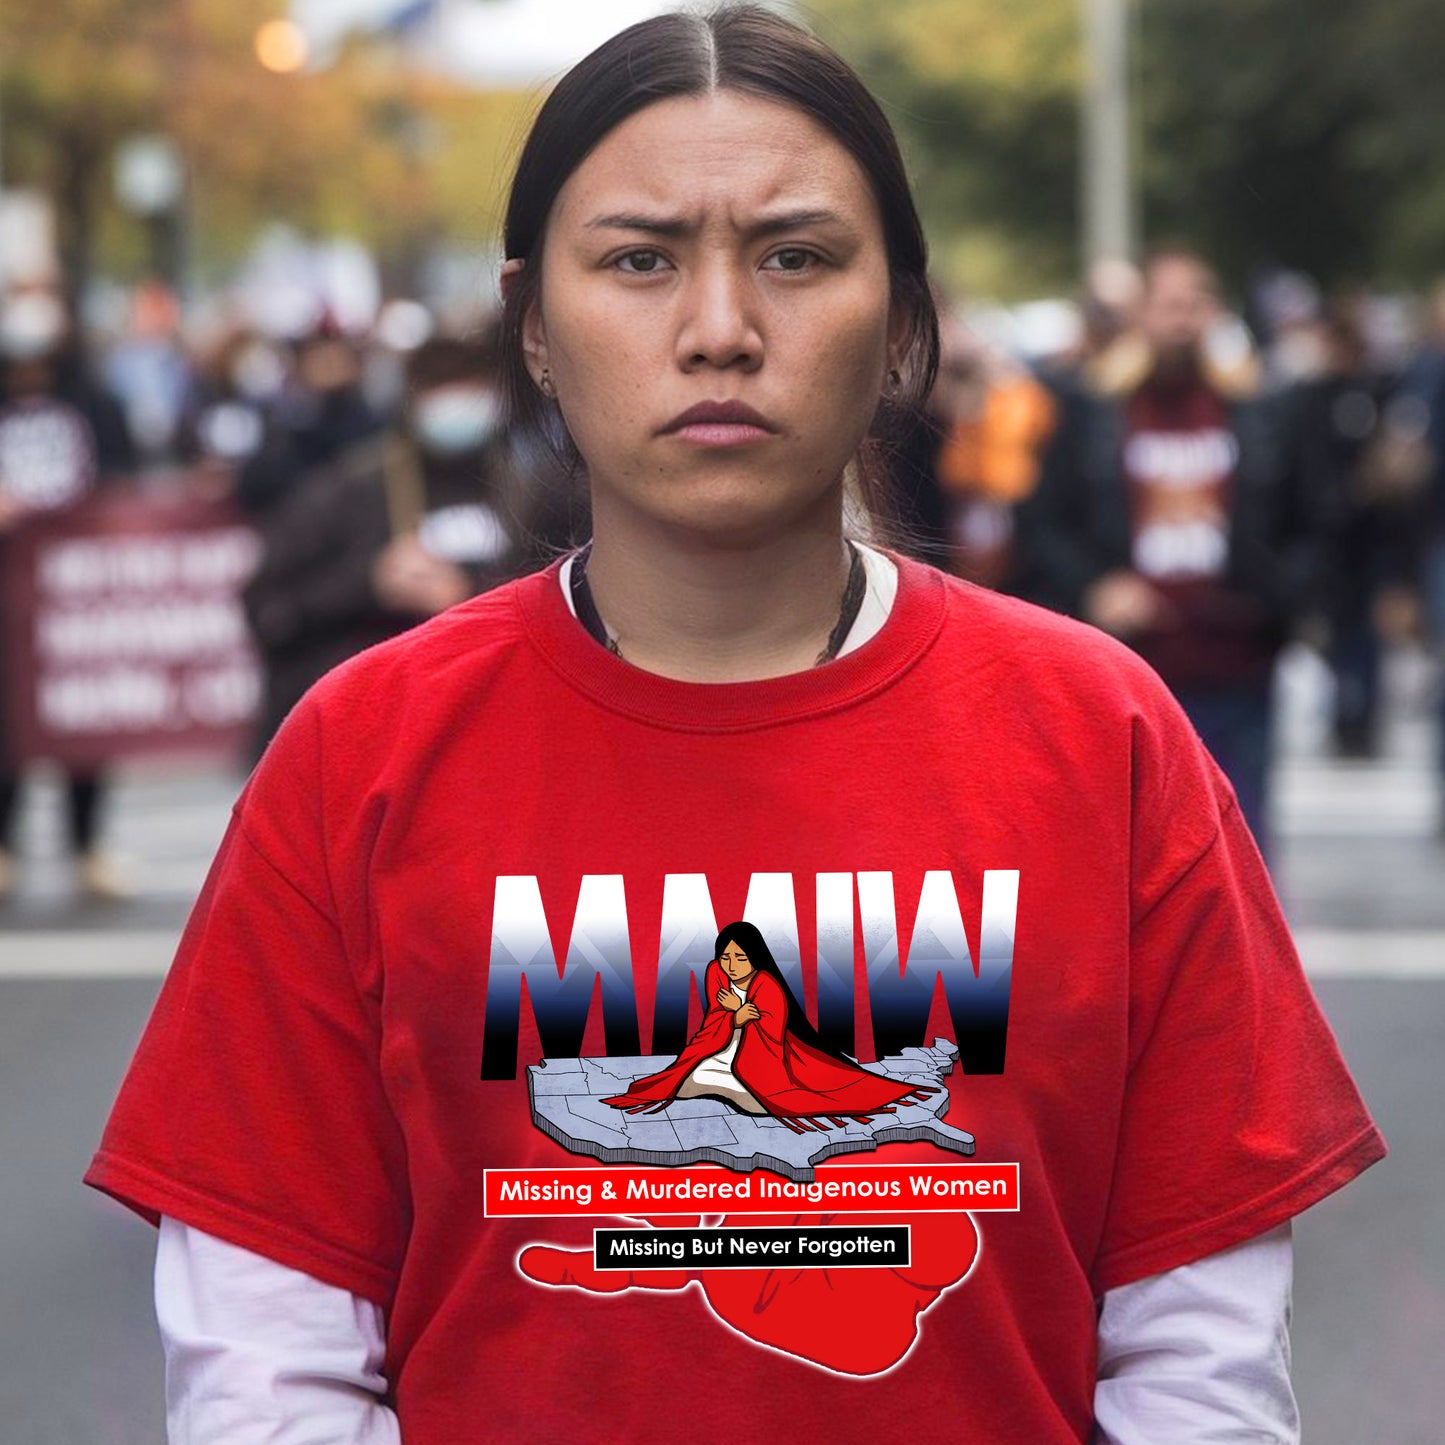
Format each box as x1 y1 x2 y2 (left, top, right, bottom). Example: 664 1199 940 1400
659 400 778 439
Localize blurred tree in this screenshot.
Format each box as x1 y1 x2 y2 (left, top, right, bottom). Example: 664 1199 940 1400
0 0 534 297
7 0 1444 304
1135 0 1445 289
815 0 1445 296
811 0 1082 297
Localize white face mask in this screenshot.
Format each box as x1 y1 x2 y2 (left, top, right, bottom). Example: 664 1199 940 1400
230 342 287 402
412 385 501 456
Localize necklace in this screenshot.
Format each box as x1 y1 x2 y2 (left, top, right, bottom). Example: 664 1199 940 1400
569 541 868 667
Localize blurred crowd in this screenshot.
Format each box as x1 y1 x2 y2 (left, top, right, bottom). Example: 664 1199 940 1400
900 251 1445 858
2 245 1444 897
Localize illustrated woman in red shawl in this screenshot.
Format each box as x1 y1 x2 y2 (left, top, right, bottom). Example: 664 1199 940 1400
603 922 936 1135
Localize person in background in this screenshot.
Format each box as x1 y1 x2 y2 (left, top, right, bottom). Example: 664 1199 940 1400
1294 300 1430 759
929 306 1057 591
241 326 562 751
232 324 380 519
175 325 291 496
889 302 1057 586
1017 247 1319 858
0 288 135 902
1396 280 1445 828
101 279 194 468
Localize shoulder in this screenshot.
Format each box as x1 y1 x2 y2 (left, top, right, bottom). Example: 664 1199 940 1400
903 559 1232 873
918 561 1180 723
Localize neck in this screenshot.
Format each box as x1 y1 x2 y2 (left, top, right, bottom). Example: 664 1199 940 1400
583 487 853 683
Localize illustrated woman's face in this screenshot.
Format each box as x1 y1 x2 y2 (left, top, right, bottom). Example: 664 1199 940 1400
719 942 755 982
523 89 906 545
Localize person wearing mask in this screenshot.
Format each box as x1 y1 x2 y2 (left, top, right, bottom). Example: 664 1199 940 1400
1018 248 1319 857
0 289 135 902
241 328 560 750
88 12 1381 1443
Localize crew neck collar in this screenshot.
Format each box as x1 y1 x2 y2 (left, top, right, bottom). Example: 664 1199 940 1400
514 548 947 733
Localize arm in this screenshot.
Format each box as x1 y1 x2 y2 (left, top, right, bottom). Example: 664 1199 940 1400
242 465 391 648
737 973 784 1043
1093 1223 1297 1444
155 1216 401 1445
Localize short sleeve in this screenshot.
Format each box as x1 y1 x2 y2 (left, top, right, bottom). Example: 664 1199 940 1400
84 699 408 1306
1089 691 1387 1294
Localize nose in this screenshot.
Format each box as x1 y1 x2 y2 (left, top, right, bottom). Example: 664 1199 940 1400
676 258 763 374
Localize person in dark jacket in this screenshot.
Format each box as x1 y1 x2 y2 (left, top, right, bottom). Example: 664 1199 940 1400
1293 302 1428 758
242 330 569 752
1016 249 1321 857
0 289 136 901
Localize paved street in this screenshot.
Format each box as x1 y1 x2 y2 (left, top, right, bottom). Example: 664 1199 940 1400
2 643 1442 1442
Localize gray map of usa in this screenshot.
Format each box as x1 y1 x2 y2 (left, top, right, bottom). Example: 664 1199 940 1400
527 1038 974 1184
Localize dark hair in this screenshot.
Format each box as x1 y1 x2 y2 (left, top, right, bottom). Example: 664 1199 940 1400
499 4 938 532
714 920 859 1065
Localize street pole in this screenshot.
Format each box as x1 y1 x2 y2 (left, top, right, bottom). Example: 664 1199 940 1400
1080 0 1135 267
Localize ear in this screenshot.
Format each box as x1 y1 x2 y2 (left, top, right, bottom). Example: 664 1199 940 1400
501 257 550 390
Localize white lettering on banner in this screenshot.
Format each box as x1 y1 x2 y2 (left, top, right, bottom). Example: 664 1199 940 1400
37 529 260 597
37 602 248 662
183 664 261 726
1133 520 1230 580
39 670 177 732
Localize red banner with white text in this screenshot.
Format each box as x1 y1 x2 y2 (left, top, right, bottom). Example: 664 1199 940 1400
0 487 262 767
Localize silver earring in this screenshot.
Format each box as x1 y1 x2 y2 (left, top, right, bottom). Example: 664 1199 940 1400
886 368 902 391
539 367 556 399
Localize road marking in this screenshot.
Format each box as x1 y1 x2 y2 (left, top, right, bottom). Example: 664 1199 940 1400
1293 929 1445 979
0 929 1440 979
1272 763 1440 838
0 931 178 977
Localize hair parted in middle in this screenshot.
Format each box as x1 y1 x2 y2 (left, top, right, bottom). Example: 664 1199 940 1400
497 4 940 537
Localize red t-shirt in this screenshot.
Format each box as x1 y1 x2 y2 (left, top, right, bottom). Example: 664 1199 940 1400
86 553 1384 1443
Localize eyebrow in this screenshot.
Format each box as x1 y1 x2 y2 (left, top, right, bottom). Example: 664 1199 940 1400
584 208 848 239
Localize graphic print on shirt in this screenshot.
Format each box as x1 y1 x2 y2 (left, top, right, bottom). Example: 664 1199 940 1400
481 870 1022 1378
1124 420 1239 581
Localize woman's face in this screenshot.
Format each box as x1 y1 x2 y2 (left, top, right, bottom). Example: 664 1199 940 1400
719 942 755 982
522 89 906 544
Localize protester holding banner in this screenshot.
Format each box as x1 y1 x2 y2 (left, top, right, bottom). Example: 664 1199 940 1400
0 288 135 902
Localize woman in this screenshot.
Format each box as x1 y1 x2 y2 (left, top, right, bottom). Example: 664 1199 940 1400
87 8 1384 1442
604 921 936 1127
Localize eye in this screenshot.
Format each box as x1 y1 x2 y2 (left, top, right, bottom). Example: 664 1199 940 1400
614 249 670 275
763 247 821 274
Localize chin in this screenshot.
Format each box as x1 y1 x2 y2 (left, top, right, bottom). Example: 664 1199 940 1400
624 469 842 546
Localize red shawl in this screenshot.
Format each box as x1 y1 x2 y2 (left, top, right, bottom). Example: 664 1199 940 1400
602 961 932 1132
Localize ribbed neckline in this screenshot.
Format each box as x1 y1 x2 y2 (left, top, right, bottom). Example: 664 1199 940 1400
514 549 948 733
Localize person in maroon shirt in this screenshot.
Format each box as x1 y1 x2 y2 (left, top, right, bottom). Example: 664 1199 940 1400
1019 249 1322 856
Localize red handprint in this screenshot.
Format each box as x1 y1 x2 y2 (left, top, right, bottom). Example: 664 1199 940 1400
518 1207 979 1376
